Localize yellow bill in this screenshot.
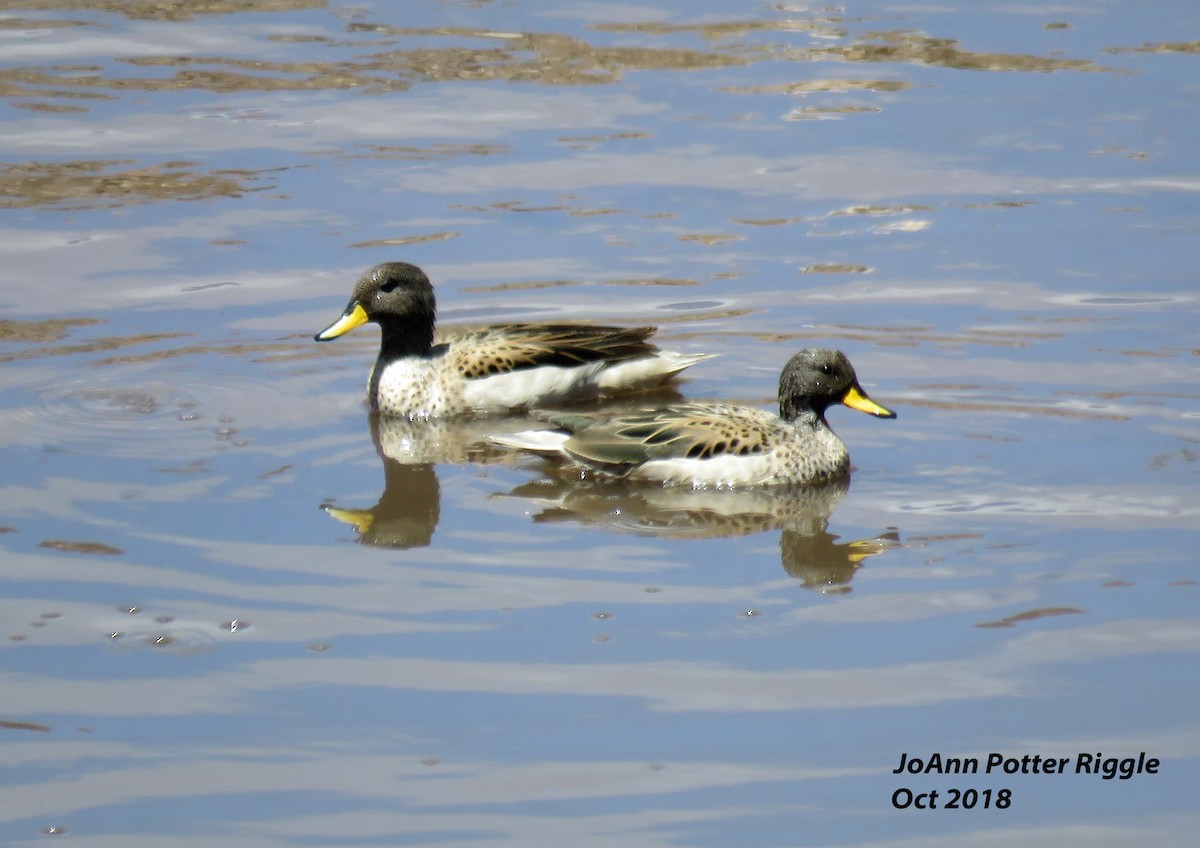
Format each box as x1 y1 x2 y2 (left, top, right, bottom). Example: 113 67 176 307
314 301 368 341
842 385 896 419
322 505 375 535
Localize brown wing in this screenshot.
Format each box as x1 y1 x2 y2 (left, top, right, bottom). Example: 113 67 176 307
536 403 781 468
447 323 658 381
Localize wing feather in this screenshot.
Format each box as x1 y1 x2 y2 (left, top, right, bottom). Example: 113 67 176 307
448 324 658 381
552 403 782 469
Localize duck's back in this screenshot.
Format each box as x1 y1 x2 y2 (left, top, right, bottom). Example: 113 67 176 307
373 323 706 417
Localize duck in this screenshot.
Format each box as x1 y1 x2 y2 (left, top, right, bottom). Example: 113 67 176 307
491 348 896 488
314 262 713 419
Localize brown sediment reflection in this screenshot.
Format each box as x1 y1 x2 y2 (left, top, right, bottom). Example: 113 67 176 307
0 57 403 102
117 53 411 94
590 17 841 40
459 279 576 294
975 607 1087 629
38 539 125 555
0 159 275 209
812 32 1114 73
829 204 934 216
669 323 1063 350
568 207 624 218
349 232 460 248
903 398 1130 421
678 233 744 245
0 318 102 344
461 277 699 294
349 26 761 85
4 1 324 22
559 132 652 151
322 143 510 161
92 338 315 366
0 322 322 368
0 17 90 30
1107 41 1200 55
448 198 638 218
0 14 1113 119
1059 388 1200 403
735 217 805 226
800 264 871 274
12 101 90 113
0 331 188 364
721 79 912 95
0 719 53 732
784 105 881 120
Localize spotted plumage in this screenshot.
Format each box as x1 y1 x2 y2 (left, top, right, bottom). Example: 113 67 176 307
314 262 712 418
492 348 896 488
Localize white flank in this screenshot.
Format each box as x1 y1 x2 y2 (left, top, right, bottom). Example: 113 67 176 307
630 451 780 488
461 361 608 411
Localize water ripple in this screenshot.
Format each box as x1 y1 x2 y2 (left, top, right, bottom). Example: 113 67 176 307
1 375 262 459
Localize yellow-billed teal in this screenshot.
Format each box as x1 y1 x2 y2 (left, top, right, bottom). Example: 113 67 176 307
315 262 713 418
492 348 895 488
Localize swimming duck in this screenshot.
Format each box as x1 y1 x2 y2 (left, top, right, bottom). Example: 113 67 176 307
491 348 895 488
314 262 713 418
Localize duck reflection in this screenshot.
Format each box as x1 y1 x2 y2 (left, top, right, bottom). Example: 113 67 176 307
321 393 687 548
321 408 898 591
321 412 528 549
322 460 440 549
498 468 899 593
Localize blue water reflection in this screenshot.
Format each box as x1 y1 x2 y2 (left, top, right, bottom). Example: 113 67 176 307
1 1 1198 846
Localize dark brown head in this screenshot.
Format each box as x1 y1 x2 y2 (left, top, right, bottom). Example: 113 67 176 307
314 262 437 352
777 348 896 423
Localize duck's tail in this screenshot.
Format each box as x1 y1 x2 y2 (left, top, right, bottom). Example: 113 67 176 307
489 428 570 455
598 351 715 391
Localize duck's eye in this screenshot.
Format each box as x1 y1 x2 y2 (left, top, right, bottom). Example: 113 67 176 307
820 363 834 375
378 279 400 294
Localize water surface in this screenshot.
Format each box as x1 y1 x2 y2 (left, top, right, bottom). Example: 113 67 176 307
1 1 1197 846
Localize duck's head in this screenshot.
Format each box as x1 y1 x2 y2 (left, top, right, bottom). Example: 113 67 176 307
777 348 896 423
314 262 437 342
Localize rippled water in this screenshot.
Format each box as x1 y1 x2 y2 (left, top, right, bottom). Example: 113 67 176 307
1 2 1198 846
